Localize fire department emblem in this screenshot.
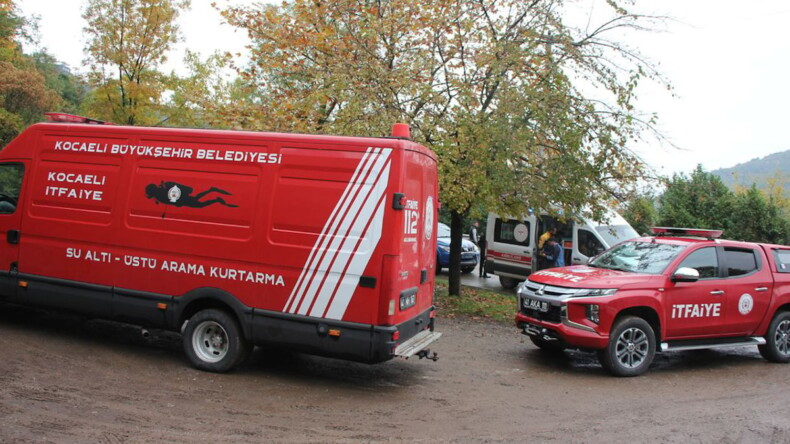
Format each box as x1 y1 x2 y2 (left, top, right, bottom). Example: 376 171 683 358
168 185 181 203
425 196 434 240
738 293 754 315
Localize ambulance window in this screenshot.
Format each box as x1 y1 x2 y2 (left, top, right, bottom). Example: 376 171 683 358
677 247 718 279
775 250 790 273
494 219 530 247
0 163 23 214
578 229 605 257
723 248 759 277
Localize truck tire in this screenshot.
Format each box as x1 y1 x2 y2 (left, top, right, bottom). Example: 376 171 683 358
530 335 566 353
183 308 250 373
499 276 518 290
597 316 655 377
758 311 790 363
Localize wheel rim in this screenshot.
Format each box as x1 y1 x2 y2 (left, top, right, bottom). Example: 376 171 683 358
774 320 790 356
615 327 649 369
192 320 229 363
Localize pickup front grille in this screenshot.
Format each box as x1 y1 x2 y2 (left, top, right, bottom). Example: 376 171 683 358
522 305 562 323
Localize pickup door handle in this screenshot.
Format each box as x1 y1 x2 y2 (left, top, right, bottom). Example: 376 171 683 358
755 287 768 292
710 290 725 295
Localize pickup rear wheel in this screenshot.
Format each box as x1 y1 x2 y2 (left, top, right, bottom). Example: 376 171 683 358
597 316 655 377
183 308 250 373
759 311 790 363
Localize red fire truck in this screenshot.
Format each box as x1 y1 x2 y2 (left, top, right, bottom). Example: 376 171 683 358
0 114 441 372
516 227 790 376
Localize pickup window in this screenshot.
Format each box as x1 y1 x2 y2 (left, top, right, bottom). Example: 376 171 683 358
723 247 759 277
775 249 790 273
677 246 718 278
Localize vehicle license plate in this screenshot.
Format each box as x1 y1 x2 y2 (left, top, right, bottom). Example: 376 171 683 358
524 298 548 312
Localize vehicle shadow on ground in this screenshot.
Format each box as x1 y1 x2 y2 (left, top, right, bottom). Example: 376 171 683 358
236 346 427 391
522 344 767 378
0 302 427 391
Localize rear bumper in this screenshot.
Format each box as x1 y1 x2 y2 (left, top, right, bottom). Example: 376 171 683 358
394 329 442 358
516 312 608 349
251 306 439 363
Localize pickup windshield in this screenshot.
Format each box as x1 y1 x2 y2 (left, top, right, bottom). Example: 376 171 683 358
589 241 686 274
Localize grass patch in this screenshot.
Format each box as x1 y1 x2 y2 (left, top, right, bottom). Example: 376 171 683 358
433 279 516 324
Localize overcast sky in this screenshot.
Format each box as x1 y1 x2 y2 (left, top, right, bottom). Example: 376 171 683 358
18 0 790 176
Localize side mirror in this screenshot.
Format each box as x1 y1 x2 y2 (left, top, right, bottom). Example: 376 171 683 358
672 267 700 283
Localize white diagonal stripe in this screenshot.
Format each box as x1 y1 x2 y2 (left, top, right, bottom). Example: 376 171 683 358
286 147 392 318
285 147 380 313
323 195 386 320
296 150 391 315
308 160 391 318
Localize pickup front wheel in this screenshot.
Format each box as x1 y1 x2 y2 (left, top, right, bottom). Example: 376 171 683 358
597 316 656 377
759 311 790 363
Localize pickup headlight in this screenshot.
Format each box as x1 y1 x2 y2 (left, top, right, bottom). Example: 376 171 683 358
572 288 618 298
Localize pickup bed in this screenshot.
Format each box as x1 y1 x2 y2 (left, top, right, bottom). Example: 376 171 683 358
515 227 790 376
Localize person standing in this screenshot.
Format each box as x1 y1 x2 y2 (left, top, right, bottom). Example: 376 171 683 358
478 234 490 278
541 238 565 268
469 221 479 245
537 226 557 270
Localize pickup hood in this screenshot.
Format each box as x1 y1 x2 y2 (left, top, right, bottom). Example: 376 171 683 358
529 265 660 289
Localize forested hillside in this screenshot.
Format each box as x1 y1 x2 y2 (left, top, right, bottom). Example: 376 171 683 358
712 150 790 194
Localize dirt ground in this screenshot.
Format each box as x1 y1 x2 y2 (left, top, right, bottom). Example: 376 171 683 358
1 303 790 443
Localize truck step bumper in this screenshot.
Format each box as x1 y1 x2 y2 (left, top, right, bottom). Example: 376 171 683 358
394 329 442 358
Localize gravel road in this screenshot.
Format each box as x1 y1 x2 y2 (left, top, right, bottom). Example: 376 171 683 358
1 303 789 443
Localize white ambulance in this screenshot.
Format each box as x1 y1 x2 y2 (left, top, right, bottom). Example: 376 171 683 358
484 210 638 289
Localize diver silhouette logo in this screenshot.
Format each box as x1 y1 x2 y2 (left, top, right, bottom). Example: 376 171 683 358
146 181 238 208
167 185 181 203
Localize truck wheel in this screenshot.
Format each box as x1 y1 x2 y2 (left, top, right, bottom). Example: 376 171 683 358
530 335 566 353
183 309 250 373
597 316 655 377
758 311 790 363
499 276 518 290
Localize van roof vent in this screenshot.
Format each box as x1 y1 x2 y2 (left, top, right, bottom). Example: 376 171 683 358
44 113 114 125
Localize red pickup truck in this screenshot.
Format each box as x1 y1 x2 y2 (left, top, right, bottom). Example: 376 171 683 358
516 227 790 376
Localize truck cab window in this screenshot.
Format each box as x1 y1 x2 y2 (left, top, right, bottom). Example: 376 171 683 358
723 248 759 277
0 163 23 214
676 246 718 279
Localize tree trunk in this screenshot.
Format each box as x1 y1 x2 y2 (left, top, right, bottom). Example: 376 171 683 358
449 210 463 296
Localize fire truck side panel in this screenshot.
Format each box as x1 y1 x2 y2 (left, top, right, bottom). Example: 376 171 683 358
0 122 438 364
